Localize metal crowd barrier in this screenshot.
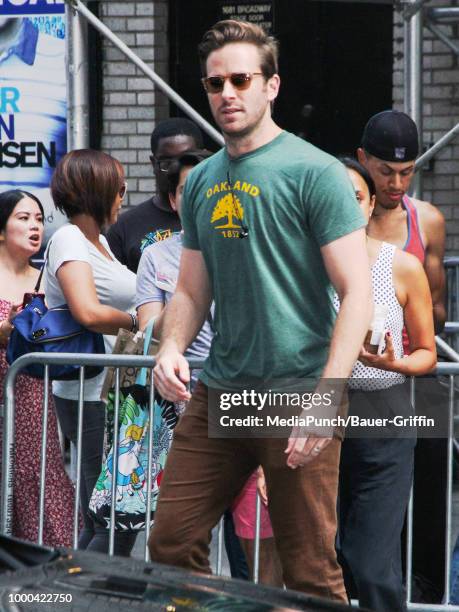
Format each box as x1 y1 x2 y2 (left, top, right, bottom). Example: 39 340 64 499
1 353 459 608
1 352 203 563
445 257 459 356
445 257 459 325
427 363 459 612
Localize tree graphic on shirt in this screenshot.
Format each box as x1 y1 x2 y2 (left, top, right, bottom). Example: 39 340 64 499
211 193 244 229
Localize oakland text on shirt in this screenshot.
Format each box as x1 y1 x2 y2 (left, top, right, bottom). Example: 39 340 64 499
206 179 260 239
206 179 260 199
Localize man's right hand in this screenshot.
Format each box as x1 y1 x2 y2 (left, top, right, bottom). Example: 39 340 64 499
285 431 332 469
153 342 191 402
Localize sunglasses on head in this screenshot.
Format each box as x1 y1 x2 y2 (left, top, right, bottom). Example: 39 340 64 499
119 181 128 200
201 72 264 94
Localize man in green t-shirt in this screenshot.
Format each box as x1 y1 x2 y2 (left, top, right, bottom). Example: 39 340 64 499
149 19 372 602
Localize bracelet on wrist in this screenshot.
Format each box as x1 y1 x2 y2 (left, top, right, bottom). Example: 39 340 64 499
129 312 138 333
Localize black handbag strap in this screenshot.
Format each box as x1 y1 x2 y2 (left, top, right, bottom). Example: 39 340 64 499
33 240 52 293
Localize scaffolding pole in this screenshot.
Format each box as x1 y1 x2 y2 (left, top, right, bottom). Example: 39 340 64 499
64 0 224 146
426 20 459 56
66 1 90 150
404 0 423 197
402 0 430 21
416 122 459 169
429 7 459 22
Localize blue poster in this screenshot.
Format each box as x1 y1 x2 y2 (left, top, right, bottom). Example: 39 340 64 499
0 9 67 240
0 1 65 17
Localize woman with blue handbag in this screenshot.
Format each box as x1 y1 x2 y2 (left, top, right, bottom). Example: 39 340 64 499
44 150 138 556
0 189 75 546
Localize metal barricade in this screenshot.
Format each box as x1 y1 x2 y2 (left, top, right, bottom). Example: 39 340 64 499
422 363 457 611
441 321 459 360
445 257 459 325
0 352 204 563
2 353 459 609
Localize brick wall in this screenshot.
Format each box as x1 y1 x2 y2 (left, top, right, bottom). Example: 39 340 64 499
393 2 459 254
99 0 169 206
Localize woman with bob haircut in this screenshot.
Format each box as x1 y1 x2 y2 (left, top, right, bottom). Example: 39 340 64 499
0 189 74 546
44 149 137 555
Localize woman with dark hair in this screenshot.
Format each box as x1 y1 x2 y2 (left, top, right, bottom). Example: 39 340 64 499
0 189 74 546
43 149 137 555
335 158 436 611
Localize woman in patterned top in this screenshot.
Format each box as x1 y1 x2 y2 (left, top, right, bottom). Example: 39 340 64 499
335 158 436 612
0 189 74 546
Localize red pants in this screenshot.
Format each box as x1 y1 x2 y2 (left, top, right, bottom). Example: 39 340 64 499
149 381 346 602
232 471 273 539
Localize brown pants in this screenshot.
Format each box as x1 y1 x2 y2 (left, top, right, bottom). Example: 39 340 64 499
149 382 346 603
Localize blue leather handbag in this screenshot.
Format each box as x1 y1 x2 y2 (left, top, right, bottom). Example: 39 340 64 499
6 244 105 380
6 294 105 380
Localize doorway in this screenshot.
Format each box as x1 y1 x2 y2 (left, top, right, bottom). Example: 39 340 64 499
169 0 393 155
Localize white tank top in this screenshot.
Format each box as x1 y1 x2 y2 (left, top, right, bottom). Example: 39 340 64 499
333 242 405 391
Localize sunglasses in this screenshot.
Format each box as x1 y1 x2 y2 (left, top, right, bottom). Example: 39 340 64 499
119 181 128 200
201 72 264 94
154 158 175 173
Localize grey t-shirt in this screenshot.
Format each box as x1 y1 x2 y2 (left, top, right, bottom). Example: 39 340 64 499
136 232 213 365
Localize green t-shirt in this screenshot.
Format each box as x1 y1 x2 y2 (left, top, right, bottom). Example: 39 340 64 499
181 131 365 388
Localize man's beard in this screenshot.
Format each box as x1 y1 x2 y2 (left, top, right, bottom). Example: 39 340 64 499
379 197 403 210
219 107 267 142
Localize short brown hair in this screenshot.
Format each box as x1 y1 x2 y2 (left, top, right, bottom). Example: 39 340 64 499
51 149 124 228
198 19 279 78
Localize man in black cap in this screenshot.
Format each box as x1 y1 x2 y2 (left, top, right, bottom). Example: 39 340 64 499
358 110 447 604
358 109 446 335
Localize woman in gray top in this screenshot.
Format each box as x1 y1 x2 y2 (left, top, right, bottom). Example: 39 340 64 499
44 150 137 555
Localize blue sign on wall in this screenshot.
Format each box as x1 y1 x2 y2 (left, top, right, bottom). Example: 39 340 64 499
0 0 65 16
0 8 68 241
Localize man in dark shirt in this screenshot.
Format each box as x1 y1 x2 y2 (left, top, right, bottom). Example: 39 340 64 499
107 118 204 272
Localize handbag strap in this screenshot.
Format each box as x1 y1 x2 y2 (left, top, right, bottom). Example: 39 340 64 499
135 318 155 387
33 240 52 293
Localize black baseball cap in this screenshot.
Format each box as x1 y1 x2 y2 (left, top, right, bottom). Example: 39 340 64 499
361 110 419 162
